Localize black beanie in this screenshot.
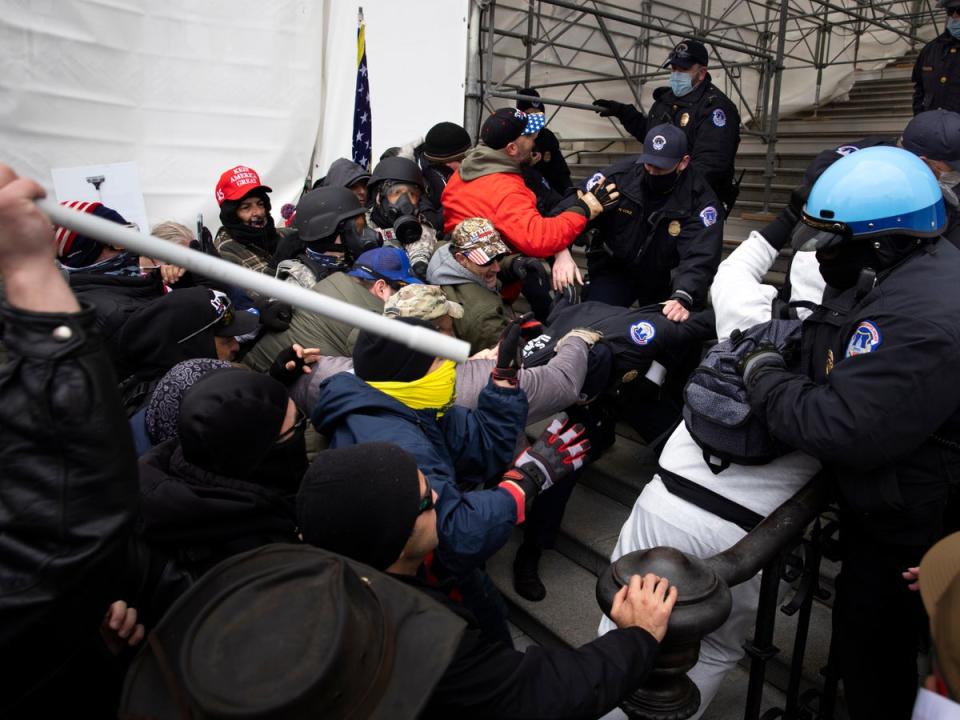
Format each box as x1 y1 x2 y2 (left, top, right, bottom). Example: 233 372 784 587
353 317 436 382
422 122 472 164
178 368 289 479
297 443 422 570
517 87 544 112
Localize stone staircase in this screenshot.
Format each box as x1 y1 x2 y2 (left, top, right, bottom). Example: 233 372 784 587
479 54 923 720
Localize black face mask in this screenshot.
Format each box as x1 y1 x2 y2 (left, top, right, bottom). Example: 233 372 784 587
341 218 382 258
219 193 278 253
816 241 877 290
643 170 679 195
255 427 308 496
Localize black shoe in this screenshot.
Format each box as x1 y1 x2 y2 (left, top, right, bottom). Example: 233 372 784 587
513 545 546 602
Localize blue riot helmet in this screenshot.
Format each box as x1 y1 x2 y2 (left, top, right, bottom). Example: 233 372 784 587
791 146 946 252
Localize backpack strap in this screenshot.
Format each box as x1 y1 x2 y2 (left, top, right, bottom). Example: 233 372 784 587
658 465 764 532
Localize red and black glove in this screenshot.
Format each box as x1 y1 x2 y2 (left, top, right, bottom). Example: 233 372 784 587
500 415 591 520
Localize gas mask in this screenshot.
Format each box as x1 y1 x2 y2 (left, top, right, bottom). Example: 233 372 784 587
341 217 382 258
379 192 423 245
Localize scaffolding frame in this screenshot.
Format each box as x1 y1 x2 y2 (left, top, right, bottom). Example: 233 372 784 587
464 0 939 211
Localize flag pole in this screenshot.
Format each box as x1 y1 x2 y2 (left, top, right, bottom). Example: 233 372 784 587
35 198 471 363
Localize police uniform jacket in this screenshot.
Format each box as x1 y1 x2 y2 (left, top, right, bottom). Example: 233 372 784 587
592 159 724 310
747 238 960 546
617 73 741 202
912 31 960 115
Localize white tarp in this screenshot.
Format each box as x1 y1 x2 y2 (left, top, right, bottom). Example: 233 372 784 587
0 0 469 233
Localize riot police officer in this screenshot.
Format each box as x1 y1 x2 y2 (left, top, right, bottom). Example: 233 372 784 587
583 124 722 321
740 147 960 719
913 0 960 115
593 40 740 212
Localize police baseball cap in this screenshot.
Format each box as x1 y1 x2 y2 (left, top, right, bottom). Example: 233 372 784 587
639 124 689 169
941 0 960 11
480 108 546 150
662 40 709 69
902 109 960 171
348 246 423 286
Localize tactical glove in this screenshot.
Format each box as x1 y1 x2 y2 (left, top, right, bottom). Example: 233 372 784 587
738 343 786 387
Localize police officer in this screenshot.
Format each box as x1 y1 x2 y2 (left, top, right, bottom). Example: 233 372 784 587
584 123 723 321
367 156 438 279
593 40 740 212
912 0 960 116
740 147 960 720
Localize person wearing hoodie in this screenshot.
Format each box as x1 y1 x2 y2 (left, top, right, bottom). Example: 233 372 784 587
136 368 305 577
399 121 473 233
318 156 371 206
114 287 260 414
426 217 513 354
441 108 620 291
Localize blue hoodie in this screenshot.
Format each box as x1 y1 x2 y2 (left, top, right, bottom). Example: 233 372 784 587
311 372 529 566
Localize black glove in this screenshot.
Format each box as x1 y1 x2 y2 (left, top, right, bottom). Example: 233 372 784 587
268 231 305 269
500 415 591 511
412 261 429 280
503 256 548 284
592 99 627 119
255 298 293 332
269 346 306 386
788 183 810 222
574 178 620 220
737 343 786 387
493 313 534 386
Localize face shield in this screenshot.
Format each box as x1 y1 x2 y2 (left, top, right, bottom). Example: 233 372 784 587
791 214 851 252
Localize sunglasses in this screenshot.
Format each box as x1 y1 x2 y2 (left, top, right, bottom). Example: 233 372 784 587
276 408 307 444
417 488 435 515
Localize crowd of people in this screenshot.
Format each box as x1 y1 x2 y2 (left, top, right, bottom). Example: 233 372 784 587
3 29 960 720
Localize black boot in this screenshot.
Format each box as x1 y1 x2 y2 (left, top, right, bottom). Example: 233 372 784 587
513 543 546 602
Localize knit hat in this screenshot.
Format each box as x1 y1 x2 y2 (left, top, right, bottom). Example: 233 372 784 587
516 87 544 113
215 165 272 206
54 201 130 268
144 358 234 445
177 368 289 479
353 317 436 382
480 108 546 150
297 443 423 570
384 284 464 321
919 531 960 697
422 122 472 164
450 217 509 264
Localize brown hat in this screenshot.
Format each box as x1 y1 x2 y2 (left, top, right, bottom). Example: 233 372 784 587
920 532 960 697
451 217 509 265
119 544 466 720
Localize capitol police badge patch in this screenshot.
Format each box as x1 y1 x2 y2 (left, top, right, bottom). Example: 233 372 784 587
700 206 718 227
845 320 882 357
835 145 860 156
585 172 604 192
712 108 726 127
629 320 657 346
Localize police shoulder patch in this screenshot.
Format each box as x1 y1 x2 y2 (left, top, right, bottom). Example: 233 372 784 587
835 145 860 156
629 320 657 346
700 206 718 227
845 320 882 357
585 172 604 192
712 108 726 127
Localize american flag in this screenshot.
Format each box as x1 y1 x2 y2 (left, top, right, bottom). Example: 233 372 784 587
352 7 372 171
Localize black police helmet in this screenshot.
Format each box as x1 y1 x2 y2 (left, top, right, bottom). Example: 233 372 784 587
294 186 365 244
368 157 426 194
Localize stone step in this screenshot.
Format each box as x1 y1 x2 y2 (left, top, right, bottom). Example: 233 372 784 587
555 483 632 576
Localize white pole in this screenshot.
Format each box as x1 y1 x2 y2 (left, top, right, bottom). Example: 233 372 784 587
36 199 471 363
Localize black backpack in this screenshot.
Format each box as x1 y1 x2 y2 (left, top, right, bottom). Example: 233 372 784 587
682 318 802 473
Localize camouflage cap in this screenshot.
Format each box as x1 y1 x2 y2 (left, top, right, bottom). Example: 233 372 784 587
450 218 510 265
383 284 464 321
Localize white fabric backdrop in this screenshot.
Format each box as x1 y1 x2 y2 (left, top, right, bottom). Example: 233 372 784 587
0 0 470 230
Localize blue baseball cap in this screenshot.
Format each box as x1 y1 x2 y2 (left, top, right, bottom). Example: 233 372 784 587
348 247 423 286
639 124 689 169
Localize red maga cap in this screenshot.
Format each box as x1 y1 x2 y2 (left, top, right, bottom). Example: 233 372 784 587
215 166 272 206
